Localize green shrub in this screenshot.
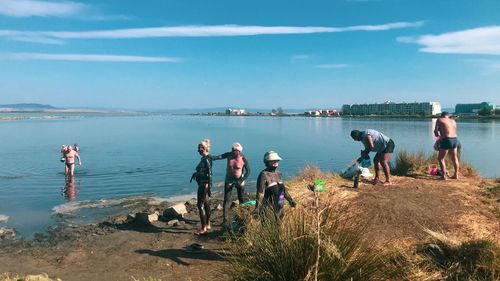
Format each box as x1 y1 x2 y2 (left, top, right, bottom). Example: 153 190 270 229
224 206 398 281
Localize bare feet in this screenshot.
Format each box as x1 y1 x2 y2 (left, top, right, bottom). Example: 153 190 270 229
450 174 459 180
440 175 448 180
194 228 208 235
371 178 382 185
206 224 211 230
382 181 392 186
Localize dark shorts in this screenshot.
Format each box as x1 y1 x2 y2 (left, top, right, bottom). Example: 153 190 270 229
439 137 459 150
381 139 395 154
66 162 74 168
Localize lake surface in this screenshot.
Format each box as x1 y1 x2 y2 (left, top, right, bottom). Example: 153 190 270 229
0 114 498 237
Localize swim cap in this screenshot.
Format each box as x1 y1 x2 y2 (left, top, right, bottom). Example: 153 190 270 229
263 151 282 163
232 142 243 152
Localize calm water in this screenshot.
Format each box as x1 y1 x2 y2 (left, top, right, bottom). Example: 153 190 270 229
0 114 498 237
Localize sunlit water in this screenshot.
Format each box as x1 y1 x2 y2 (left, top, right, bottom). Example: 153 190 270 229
0 114 498 237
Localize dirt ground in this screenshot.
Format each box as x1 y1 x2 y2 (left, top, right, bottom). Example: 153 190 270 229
1 175 499 281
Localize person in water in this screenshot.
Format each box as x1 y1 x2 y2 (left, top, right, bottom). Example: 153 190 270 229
190 139 222 235
63 145 81 176
351 129 395 186
219 142 251 226
255 151 296 222
434 112 460 180
63 175 79 201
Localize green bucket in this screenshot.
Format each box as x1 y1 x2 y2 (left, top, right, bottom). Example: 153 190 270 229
313 179 325 192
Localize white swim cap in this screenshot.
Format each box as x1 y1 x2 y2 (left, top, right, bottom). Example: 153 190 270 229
232 142 243 152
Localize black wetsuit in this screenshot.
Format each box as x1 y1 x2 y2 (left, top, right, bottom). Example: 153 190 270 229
218 152 251 225
193 154 221 227
256 167 295 221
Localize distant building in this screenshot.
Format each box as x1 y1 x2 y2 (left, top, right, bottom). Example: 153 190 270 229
225 108 246 115
455 102 496 115
342 101 441 116
304 109 340 117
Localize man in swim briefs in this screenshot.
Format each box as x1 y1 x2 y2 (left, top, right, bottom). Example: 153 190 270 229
219 143 250 226
63 145 81 176
434 112 459 180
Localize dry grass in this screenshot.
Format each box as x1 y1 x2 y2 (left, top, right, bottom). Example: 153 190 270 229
392 149 478 178
131 277 163 281
393 150 428 176
293 165 326 182
223 204 401 281
288 165 342 196
415 230 500 281
0 274 61 281
0 275 164 281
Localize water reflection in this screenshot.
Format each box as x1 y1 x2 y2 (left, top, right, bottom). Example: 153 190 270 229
62 175 80 201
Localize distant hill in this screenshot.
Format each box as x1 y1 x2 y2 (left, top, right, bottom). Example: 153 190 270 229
0 103 56 111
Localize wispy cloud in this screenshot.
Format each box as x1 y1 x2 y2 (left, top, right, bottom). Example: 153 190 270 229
398 26 500 55
315 64 350 68
0 0 86 18
291 54 311 61
463 59 500 75
0 53 183 62
0 0 129 20
0 22 425 44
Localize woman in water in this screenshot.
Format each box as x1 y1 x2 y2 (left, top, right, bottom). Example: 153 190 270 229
191 139 221 235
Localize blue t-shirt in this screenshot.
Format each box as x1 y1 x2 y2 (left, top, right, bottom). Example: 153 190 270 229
362 129 390 153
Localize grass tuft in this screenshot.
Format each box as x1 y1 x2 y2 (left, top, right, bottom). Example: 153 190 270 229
393 150 427 176
293 165 325 182
223 205 400 281
417 230 500 281
392 149 478 178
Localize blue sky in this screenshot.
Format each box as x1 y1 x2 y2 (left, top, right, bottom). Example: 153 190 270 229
0 0 499 109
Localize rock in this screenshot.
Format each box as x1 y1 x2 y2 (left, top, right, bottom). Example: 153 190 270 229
215 204 223 211
167 219 179 226
162 203 188 220
0 214 9 223
0 227 16 240
230 200 239 209
135 211 159 224
112 215 128 224
185 198 197 206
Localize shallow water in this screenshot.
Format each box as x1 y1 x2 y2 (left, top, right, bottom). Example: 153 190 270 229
0 114 498 237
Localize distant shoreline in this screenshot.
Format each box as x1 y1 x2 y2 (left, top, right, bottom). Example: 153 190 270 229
189 112 500 120
1 111 498 121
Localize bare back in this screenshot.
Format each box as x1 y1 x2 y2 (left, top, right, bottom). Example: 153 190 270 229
435 117 457 138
